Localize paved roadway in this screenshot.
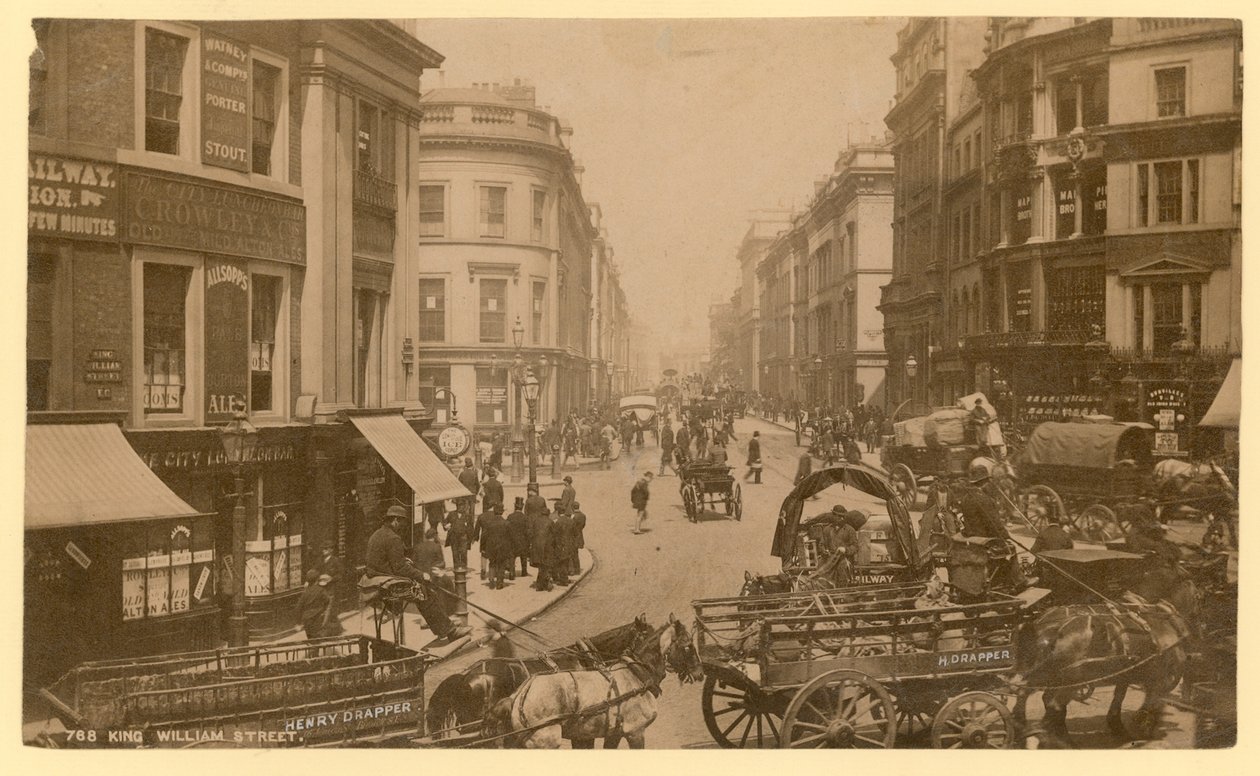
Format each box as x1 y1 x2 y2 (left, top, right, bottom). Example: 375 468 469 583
429 415 1199 749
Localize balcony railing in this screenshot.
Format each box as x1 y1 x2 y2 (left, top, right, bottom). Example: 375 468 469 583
354 168 396 212
964 329 1098 349
1109 345 1236 364
992 129 1033 154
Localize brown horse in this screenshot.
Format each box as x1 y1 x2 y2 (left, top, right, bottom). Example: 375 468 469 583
426 615 655 738
484 614 703 749
1010 598 1193 748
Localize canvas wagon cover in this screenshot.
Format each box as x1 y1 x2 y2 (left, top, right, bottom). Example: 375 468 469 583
1017 422 1152 469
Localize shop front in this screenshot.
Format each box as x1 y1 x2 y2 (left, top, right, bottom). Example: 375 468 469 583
24 414 217 683
125 424 311 639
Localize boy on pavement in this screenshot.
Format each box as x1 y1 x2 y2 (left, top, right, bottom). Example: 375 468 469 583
631 471 653 534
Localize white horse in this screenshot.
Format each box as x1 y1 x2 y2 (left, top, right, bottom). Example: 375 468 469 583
484 615 702 749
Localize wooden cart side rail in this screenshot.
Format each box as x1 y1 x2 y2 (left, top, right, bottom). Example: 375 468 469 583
694 592 928 622
761 646 1020 690
124 682 426 746
693 580 933 610
754 596 1030 628
757 611 1025 649
694 589 1027 628
116 654 431 729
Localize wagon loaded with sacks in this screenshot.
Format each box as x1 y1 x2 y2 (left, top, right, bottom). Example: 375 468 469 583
880 393 1009 507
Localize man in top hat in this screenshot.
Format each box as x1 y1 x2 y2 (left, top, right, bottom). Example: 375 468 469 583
481 467 505 516
569 501 587 575
744 430 762 484
506 496 531 579
457 457 480 519
366 505 470 642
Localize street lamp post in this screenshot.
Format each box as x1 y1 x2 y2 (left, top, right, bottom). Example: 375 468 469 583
508 317 527 483
220 411 259 647
905 354 919 405
813 355 823 407
523 373 541 485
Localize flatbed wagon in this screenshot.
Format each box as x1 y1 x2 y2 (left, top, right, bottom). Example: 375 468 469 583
693 580 1048 749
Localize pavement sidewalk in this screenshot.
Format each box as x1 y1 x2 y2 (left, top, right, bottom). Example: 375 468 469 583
269 548 595 661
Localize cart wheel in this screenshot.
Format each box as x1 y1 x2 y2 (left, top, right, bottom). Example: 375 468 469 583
1078 504 1125 544
890 464 918 509
1019 485 1067 533
733 483 743 521
701 673 785 748
781 669 897 749
930 691 1015 749
682 486 697 521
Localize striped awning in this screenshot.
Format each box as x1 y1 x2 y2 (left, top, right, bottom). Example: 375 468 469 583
25 423 203 530
349 414 472 505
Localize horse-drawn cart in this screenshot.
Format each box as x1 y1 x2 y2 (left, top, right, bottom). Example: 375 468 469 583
39 635 432 747
679 461 742 522
880 396 1008 507
693 581 1049 749
1013 421 1155 543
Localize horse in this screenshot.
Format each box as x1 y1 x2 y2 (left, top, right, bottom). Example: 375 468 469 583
483 614 703 749
425 615 655 738
739 569 834 597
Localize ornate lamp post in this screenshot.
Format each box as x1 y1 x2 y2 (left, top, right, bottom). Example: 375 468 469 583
220 411 259 647
905 354 919 405
508 316 527 482
813 355 823 406
522 372 541 485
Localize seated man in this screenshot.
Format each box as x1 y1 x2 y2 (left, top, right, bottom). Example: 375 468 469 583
366 506 470 642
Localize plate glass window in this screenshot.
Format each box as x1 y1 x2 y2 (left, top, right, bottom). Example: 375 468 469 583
1156 67 1186 118
418 278 445 342
419 185 445 237
479 278 506 343
480 186 506 238
251 61 280 176
143 264 190 415
250 275 279 412
145 28 188 155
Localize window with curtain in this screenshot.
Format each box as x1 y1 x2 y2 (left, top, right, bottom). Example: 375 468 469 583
145 28 188 155
480 186 506 237
479 278 506 342
250 274 279 412
251 61 279 175
144 264 190 415
419 278 445 342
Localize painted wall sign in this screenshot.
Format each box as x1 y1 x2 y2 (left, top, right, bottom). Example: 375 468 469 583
123 171 305 264
28 154 119 240
205 258 250 422
84 347 124 385
139 442 299 472
201 32 251 172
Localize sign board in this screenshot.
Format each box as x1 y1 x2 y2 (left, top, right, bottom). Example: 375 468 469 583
64 541 91 569
204 259 250 422
28 154 119 240
200 32 251 172
123 171 306 265
1155 432 1180 454
437 424 472 458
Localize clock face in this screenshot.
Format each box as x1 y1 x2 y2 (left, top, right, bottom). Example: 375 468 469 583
437 425 471 457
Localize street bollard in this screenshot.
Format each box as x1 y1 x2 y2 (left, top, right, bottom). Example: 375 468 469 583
452 566 469 626
551 444 561 479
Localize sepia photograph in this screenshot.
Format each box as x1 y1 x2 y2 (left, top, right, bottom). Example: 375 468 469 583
16 3 1243 752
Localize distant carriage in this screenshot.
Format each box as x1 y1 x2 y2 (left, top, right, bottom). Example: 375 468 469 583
678 461 742 522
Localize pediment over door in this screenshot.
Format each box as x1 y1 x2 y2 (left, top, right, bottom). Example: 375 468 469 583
1118 251 1213 282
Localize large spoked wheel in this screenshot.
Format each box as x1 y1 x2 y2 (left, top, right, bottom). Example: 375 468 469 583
1078 504 1125 544
682 486 698 522
1019 485 1067 533
732 483 743 521
889 464 918 510
781 669 897 749
930 691 1016 749
701 672 785 748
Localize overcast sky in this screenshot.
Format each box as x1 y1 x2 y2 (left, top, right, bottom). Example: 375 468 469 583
415 17 903 354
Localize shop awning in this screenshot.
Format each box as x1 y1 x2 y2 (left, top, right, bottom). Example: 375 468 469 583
349 414 472 505
1199 357 1241 429
25 423 203 530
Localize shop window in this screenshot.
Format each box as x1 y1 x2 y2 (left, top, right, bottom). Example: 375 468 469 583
532 281 546 345
419 185 445 237
532 190 547 242
27 254 54 411
250 61 279 176
479 278 506 343
245 475 304 597
1047 265 1105 333
479 186 506 238
475 366 508 425
418 277 445 342
1155 66 1186 118
144 28 188 155
418 365 451 423
143 264 190 415
250 274 279 413
122 516 215 622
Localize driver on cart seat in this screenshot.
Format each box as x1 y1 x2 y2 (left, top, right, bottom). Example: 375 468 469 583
958 469 1032 590
366 506 472 642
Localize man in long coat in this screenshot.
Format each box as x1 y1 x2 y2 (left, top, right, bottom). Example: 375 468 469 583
660 419 676 476
506 496 531 579
744 430 762 484
457 458 480 518
481 468 505 515
479 506 514 589
558 476 577 514
527 493 552 589
569 501 587 574
547 508 574 586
